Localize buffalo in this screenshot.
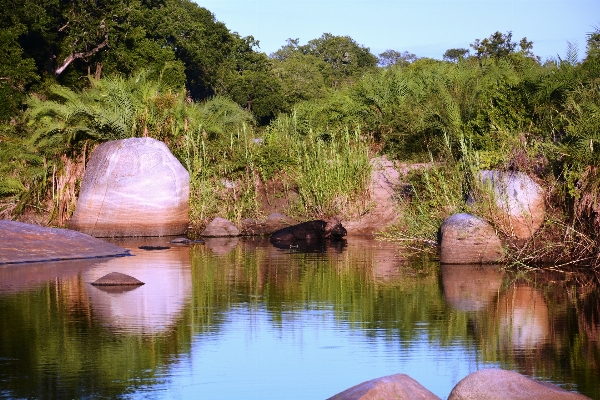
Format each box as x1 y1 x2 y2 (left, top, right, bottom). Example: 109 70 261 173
270 218 347 251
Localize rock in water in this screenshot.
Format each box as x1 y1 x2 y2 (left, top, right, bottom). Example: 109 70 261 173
91 272 144 286
439 213 503 264
327 373 440 400
448 369 590 399
0 220 130 264
478 170 545 240
69 137 189 237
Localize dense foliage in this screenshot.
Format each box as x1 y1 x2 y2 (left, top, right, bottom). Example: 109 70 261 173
1 0 600 266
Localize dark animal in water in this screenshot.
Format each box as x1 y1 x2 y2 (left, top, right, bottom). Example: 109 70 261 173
270 219 347 248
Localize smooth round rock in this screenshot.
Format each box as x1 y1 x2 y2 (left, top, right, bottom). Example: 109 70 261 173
69 137 189 237
448 369 590 399
91 272 144 286
201 217 240 237
327 373 440 400
478 170 545 240
439 213 503 264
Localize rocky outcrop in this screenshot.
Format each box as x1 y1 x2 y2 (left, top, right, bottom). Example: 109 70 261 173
327 373 440 400
478 170 545 240
448 369 590 399
240 213 298 236
69 137 189 237
0 220 130 264
439 213 503 264
201 217 240 237
240 213 297 236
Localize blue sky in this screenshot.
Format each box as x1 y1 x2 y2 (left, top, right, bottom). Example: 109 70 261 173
194 0 599 61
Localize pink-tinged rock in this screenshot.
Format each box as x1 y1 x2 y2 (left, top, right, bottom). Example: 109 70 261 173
69 138 189 237
91 272 144 286
440 213 504 264
478 170 545 240
0 220 129 264
327 373 440 400
201 217 239 237
448 369 590 400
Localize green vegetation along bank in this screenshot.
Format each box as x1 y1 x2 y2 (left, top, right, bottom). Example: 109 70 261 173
1 0 600 271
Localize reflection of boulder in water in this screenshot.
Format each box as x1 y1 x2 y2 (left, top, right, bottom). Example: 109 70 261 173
441 264 504 311
204 237 239 255
83 243 191 334
498 285 549 348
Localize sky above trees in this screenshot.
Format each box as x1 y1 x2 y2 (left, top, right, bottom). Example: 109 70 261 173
196 0 599 61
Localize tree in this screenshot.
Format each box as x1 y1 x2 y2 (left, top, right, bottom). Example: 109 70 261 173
378 50 417 68
443 48 469 62
470 31 536 61
299 33 378 88
0 24 39 120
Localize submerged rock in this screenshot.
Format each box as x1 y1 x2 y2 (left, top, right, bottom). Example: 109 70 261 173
0 220 130 264
448 369 590 399
439 213 503 264
91 272 144 286
69 137 189 237
327 373 440 400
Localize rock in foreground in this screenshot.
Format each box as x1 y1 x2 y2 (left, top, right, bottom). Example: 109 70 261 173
0 220 130 264
69 137 189 237
448 369 590 400
328 373 440 400
439 213 503 264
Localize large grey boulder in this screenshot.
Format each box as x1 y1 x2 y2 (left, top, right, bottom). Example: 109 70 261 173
201 217 240 237
69 138 189 237
478 170 545 240
328 373 440 400
448 369 590 399
0 220 129 264
439 213 503 264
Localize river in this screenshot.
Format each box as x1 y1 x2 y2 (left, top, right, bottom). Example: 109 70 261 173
0 236 598 399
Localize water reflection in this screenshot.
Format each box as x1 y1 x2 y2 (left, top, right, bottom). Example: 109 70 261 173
441 264 504 311
0 237 598 399
498 285 550 349
83 241 191 335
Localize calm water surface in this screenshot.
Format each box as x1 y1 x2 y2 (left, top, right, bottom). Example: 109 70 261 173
0 236 599 399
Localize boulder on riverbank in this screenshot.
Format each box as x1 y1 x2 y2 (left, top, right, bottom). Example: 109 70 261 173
327 373 440 400
240 213 297 236
439 213 504 264
69 137 189 237
448 368 590 399
478 170 545 240
201 217 240 237
0 220 130 264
